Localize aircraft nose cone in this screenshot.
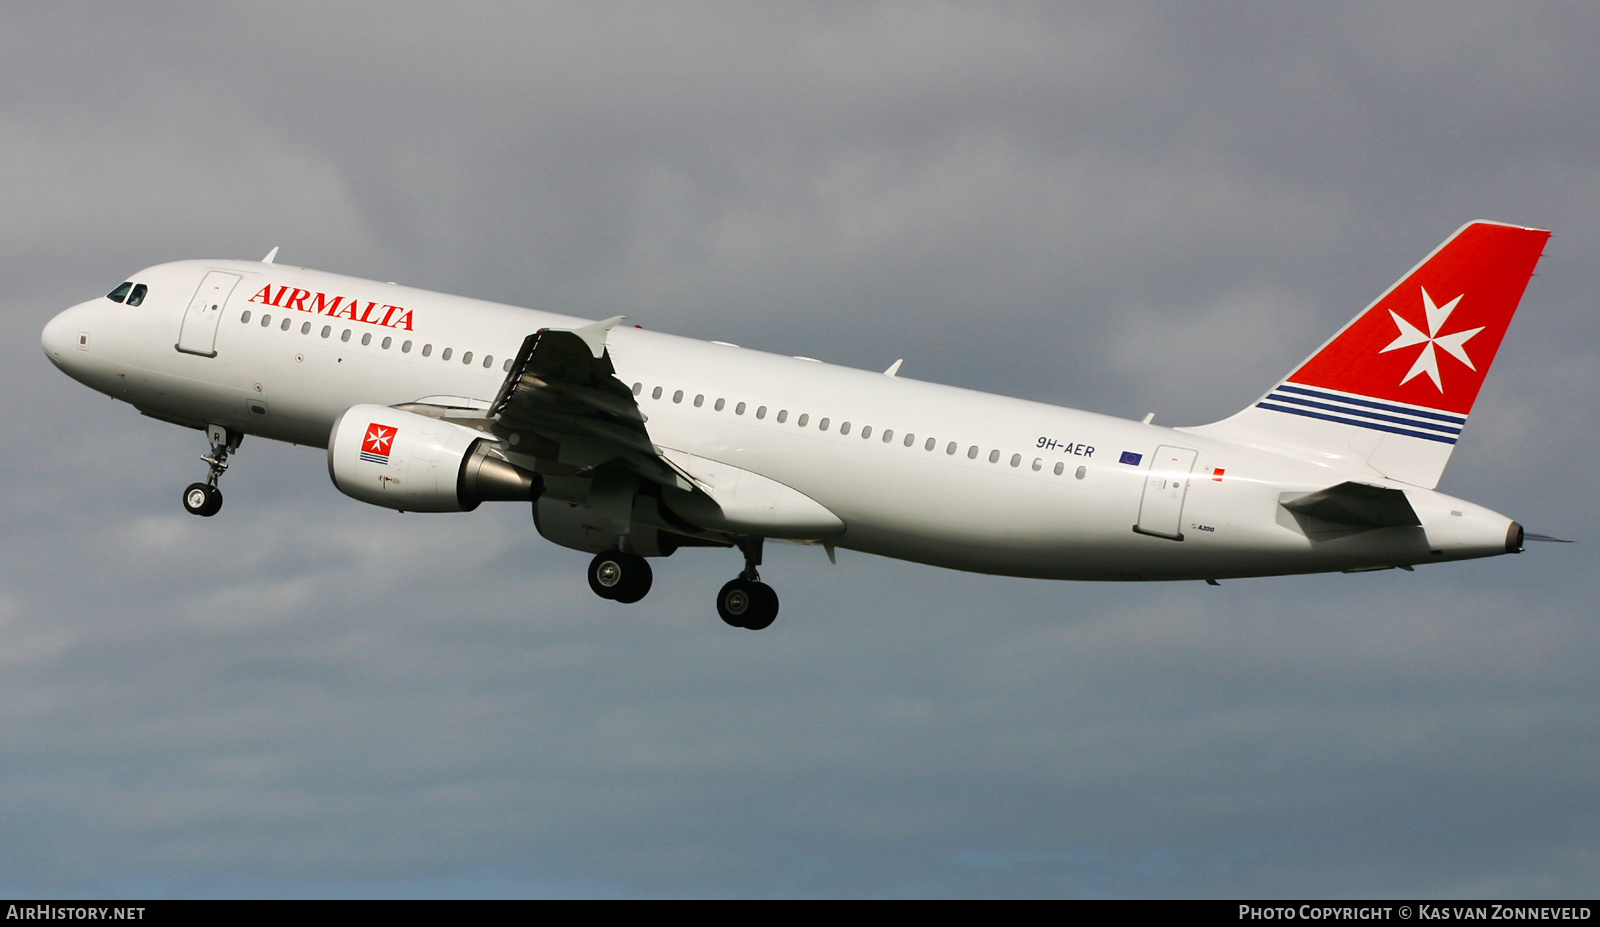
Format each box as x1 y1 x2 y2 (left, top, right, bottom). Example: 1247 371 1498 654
42 302 91 371
41 309 72 363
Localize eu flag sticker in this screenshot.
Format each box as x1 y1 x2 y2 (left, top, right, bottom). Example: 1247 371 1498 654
1119 451 1143 466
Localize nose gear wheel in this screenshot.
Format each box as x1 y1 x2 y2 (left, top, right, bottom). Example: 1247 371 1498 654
183 425 241 517
182 483 223 517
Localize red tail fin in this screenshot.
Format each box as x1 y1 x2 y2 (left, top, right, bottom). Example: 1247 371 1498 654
1186 222 1549 488
1286 221 1549 414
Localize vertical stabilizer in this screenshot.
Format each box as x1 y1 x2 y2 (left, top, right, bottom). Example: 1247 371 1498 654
1184 221 1549 488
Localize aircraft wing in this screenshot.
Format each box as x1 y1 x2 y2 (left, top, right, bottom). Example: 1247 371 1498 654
484 317 692 490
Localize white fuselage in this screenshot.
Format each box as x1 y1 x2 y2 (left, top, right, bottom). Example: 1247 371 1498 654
42 259 1519 582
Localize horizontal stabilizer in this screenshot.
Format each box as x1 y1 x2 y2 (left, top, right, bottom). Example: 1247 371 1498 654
1280 481 1420 528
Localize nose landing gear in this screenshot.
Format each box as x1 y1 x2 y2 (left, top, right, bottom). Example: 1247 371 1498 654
182 425 241 518
718 537 778 630
182 483 222 517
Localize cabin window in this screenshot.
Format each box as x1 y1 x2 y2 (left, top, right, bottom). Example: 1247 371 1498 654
1054 462 1065 476
240 310 252 324
694 394 704 408
461 351 473 365
341 329 352 342
361 332 372 346
819 418 829 431
1010 454 1021 468
735 402 746 416
883 429 894 444
1031 458 1042 472
107 282 132 303
281 317 291 331
797 414 808 427
421 344 432 356
302 322 312 334
903 433 914 447
321 326 332 338
260 314 271 327
756 406 767 419
714 398 725 411
776 410 787 423
402 340 413 353
632 383 643 396
946 442 957 455
923 437 933 451
989 450 1000 464
126 284 148 307
441 347 452 360
967 445 978 459
483 355 493 369
1076 465 1087 480
673 390 684 403
503 358 512 372
652 386 663 400
860 425 872 439
840 422 851 435
382 336 392 350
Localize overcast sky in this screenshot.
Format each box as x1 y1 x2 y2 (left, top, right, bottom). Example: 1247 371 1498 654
3 2 1597 898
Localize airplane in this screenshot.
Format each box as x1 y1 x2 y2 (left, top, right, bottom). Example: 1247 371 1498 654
41 221 1553 630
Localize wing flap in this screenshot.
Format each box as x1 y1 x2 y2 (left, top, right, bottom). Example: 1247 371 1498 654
484 317 693 491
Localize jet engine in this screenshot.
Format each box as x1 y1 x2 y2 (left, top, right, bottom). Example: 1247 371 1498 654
328 404 536 512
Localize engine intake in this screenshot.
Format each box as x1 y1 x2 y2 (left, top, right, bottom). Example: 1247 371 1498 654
328 404 536 512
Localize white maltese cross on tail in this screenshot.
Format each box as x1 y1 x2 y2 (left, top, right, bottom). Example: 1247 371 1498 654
1380 287 1484 391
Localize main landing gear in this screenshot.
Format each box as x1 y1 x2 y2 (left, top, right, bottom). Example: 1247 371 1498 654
718 537 778 631
583 535 781 631
588 548 654 604
182 425 241 518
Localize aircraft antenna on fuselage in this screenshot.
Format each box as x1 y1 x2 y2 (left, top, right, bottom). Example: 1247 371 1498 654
262 246 279 264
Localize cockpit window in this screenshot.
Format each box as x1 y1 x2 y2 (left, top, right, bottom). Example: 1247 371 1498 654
107 282 132 303
126 284 148 307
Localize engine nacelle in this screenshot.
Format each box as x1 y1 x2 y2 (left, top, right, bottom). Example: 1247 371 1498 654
328 404 537 512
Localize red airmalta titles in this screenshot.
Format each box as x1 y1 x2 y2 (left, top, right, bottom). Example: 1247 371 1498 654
247 284 415 331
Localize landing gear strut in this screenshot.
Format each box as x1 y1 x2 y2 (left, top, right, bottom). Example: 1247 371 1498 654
718 537 779 630
182 424 241 518
588 548 653 604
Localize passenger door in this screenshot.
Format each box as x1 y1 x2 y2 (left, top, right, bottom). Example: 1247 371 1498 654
176 271 242 357
1134 445 1198 540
